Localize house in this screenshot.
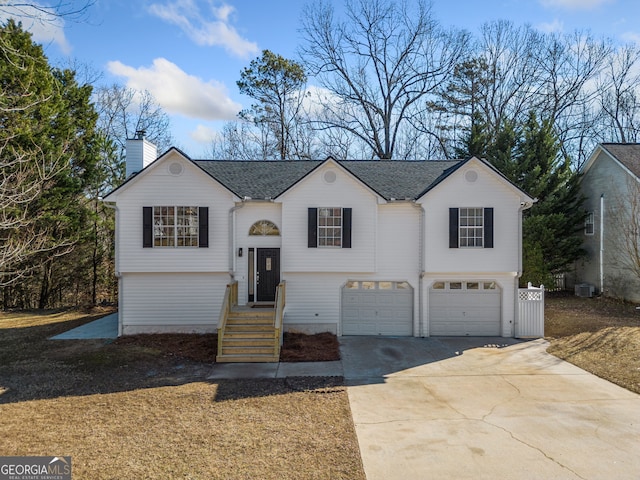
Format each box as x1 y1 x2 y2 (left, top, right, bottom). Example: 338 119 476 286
102 135 535 345
575 143 640 302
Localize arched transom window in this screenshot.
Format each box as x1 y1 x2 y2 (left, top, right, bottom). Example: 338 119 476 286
249 220 280 236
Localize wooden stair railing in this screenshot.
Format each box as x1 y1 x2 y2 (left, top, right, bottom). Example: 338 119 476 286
216 281 286 363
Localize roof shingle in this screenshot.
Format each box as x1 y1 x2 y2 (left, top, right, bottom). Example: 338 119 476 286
601 143 640 179
193 159 462 200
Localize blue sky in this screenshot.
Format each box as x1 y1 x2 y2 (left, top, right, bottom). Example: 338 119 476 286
3 0 640 157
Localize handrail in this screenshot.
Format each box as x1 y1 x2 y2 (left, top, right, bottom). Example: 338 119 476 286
217 281 238 355
274 280 286 350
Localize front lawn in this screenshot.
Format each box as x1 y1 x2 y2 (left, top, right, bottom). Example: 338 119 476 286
0 310 364 479
545 294 640 394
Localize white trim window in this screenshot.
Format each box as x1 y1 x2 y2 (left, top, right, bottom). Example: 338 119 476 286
585 211 595 236
153 206 199 247
318 207 342 247
459 207 484 247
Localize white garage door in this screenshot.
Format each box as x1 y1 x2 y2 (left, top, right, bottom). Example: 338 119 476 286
342 281 413 336
429 281 501 336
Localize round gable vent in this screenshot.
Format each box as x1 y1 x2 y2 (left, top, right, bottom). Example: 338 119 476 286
169 162 184 176
465 169 478 183
323 170 337 184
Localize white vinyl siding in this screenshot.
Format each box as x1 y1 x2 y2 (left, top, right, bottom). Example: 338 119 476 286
280 162 377 273
113 152 233 273
421 159 523 274
120 272 228 333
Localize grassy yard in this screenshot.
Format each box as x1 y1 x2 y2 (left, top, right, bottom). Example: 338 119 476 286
545 293 640 395
2 295 639 478
0 310 364 479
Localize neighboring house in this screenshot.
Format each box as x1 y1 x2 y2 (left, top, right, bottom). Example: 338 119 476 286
103 135 535 338
575 143 640 302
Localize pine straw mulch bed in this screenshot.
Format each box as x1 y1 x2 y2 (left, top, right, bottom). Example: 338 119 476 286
0 310 363 480
545 292 640 394
113 331 341 363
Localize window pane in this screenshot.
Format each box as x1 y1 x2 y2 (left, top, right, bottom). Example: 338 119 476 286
483 282 497 290
459 207 484 248
396 281 410 289
249 220 280 236
361 281 375 290
379 281 392 290
467 282 479 290
318 207 342 247
585 212 594 235
345 281 359 289
450 282 462 290
432 281 445 290
153 206 198 247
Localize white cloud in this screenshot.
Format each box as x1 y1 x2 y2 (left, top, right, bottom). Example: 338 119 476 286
536 18 564 34
107 58 242 121
0 3 71 54
190 124 219 144
539 0 613 10
148 0 258 58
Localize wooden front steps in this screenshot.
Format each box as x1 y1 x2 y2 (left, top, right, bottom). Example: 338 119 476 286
216 307 280 363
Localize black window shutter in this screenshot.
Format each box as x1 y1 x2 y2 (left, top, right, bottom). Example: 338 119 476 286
449 208 459 248
143 206 153 248
308 208 318 248
484 207 494 248
199 207 209 248
342 208 352 248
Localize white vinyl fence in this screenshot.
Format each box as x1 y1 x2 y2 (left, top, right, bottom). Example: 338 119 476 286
516 283 545 338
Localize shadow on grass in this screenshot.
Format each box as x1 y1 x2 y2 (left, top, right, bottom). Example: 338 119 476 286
0 312 217 405
212 377 346 402
0 312 348 405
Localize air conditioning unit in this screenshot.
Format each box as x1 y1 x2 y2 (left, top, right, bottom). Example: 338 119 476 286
575 283 595 298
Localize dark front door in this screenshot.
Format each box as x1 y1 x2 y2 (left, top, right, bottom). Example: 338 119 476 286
256 248 280 302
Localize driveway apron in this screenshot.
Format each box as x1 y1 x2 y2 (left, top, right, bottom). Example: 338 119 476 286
340 337 640 480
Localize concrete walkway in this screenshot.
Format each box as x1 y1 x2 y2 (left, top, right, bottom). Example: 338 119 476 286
340 336 640 480
208 360 343 379
50 313 118 339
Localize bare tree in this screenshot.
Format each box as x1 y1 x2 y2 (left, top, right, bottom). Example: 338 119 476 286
300 0 468 159
596 44 640 144
94 85 173 185
0 1 94 21
95 85 173 152
208 120 270 160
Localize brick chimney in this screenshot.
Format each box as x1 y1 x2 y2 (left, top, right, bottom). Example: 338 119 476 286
125 130 158 177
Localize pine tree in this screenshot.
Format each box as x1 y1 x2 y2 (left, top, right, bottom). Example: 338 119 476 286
0 20 101 305
485 112 586 285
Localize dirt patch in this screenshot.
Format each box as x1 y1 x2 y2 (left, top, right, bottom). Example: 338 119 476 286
546 293 640 394
113 331 340 363
280 332 341 362
115 333 218 363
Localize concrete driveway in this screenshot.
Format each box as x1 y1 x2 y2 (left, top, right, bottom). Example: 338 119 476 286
340 337 640 480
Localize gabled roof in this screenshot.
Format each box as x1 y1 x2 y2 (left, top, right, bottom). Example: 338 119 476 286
599 143 640 179
193 160 321 199
193 159 462 200
105 147 532 203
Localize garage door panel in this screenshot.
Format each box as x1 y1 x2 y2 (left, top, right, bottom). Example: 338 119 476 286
429 281 501 336
342 281 413 336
